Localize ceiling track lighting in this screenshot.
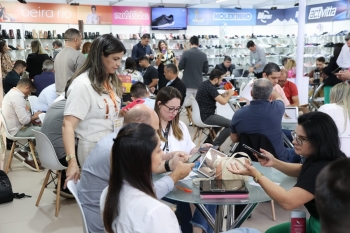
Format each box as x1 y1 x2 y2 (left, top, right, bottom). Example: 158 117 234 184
271 6 277 10
18 0 27 4
294 1 299 6
70 2 79 6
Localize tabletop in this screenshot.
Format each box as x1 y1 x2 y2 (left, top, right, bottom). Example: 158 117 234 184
153 162 297 205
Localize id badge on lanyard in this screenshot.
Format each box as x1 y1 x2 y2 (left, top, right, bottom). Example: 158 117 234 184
113 115 123 133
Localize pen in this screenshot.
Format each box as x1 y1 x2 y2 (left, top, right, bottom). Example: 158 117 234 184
176 186 192 193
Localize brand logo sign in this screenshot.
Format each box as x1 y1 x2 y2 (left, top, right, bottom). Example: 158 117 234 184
308 6 337 19
112 7 150 25
257 10 272 23
212 12 252 21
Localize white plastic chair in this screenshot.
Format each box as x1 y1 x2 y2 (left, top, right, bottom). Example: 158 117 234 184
67 180 89 233
0 109 40 173
38 113 46 123
340 135 350 157
32 129 66 217
28 95 39 114
190 96 220 146
182 94 194 126
240 79 254 102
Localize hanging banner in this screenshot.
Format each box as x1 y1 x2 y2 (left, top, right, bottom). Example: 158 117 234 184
0 2 77 23
112 6 150 26
255 9 286 25
187 8 256 26
76 5 113 25
285 7 299 24
306 0 349 23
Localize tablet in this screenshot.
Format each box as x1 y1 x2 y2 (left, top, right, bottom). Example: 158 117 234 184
197 148 227 178
200 180 249 195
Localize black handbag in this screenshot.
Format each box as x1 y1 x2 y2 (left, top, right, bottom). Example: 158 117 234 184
0 170 13 204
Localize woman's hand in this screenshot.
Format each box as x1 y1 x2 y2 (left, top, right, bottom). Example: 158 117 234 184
254 149 276 167
227 158 259 177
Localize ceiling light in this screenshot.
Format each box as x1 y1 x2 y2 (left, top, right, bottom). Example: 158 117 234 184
235 0 242 10
271 7 277 10
216 0 228 3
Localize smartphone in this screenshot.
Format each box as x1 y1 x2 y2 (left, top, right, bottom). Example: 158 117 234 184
198 146 219 153
186 153 201 163
210 180 225 192
332 67 341 74
242 144 269 161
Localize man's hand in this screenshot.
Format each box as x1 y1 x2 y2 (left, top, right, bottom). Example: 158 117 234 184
249 67 255 73
149 87 155 94
169 151 190 170
336 70 350 81
226 71 231 77
169 162 194 183
270 90 282 101
149 54 154 59
64 159 80 189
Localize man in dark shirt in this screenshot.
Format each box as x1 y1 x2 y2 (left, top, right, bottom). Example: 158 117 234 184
164 64 186 106
132 33 154 71
139 56 158 91
230 78 299 163
215 56 235 77
196 69 234 147
3 60 26 94
33 59 55 96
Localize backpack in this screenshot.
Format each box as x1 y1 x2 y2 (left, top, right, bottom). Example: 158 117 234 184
0 170 13 204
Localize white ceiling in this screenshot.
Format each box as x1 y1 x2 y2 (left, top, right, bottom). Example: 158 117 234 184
4 0 341 8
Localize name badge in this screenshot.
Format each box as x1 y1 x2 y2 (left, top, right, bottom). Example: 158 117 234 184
113 117 124 133
252 59 256 64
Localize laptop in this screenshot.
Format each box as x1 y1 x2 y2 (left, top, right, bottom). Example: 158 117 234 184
232 69 243 77
242 70 250 77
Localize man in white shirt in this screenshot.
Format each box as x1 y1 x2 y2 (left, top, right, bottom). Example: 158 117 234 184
35 84 57 112
86 5 100 25
78 104 194 233
130 81 155 109
2 78 43 171
337 33 350 69
262 62 290 106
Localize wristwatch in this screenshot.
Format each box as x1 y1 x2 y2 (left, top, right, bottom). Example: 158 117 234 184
254 173 264 183
66 154 76 162
164 160 171 172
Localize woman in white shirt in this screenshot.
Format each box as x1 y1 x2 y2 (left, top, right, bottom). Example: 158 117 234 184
123 57 143 83
319 82 350 135
100 123 180 233
154 86 215 233
63 34 125 183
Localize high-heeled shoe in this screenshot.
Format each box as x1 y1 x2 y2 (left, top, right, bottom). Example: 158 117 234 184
16 44 24 50
9 29 15 39
47 31 52 39
96 32 100 38
84 32 88 39
43 31 48 39
24 30 29 39
38 30 43 38
53 30 57 39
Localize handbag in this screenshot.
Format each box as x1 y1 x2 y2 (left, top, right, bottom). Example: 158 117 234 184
0 170 13 204
215 152 252 182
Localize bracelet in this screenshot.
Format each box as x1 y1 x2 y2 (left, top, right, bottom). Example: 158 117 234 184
254 173 264 183
164 160 171 172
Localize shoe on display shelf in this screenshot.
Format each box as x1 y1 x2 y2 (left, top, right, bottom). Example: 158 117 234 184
16 45 24 50
151 14 174 28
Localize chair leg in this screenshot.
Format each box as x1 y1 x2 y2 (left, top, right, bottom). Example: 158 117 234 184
271 200 276 221
185 106 193 124
28 140 40 172
5 140 16 174
36 169 51 206
198 129 203 147
192 127 199 142
55 171 62 217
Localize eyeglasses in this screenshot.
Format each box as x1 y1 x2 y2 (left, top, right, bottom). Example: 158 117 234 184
291 131 308 146
163 104 182 113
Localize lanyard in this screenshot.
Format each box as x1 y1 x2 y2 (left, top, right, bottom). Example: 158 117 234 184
162 122 171 152
142 66 149 76
103 82 118 119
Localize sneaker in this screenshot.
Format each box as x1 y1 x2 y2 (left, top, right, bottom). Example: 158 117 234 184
53 190 75 199
152 15 174 28
22 158 44 171
14 150 29 161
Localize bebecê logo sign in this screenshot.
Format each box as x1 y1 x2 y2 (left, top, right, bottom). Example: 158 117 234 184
308 6 337 20
114 10 149 20
213 12 252 21
257 10 272 23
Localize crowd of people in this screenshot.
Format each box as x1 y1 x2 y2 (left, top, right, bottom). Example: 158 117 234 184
0 29 350 233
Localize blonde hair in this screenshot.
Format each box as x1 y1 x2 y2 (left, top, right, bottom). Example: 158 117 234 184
330 83 350 134
31 40 46 54
285 59 296 71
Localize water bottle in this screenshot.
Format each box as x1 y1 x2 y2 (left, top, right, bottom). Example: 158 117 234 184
313 68 320 84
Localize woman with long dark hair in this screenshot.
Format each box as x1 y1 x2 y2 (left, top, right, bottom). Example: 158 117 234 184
228 112 346 233
322 43 344 103
123 57 143 82
63 34 126 183
155 86 215 233
155 40 177 90
100 123 180 233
